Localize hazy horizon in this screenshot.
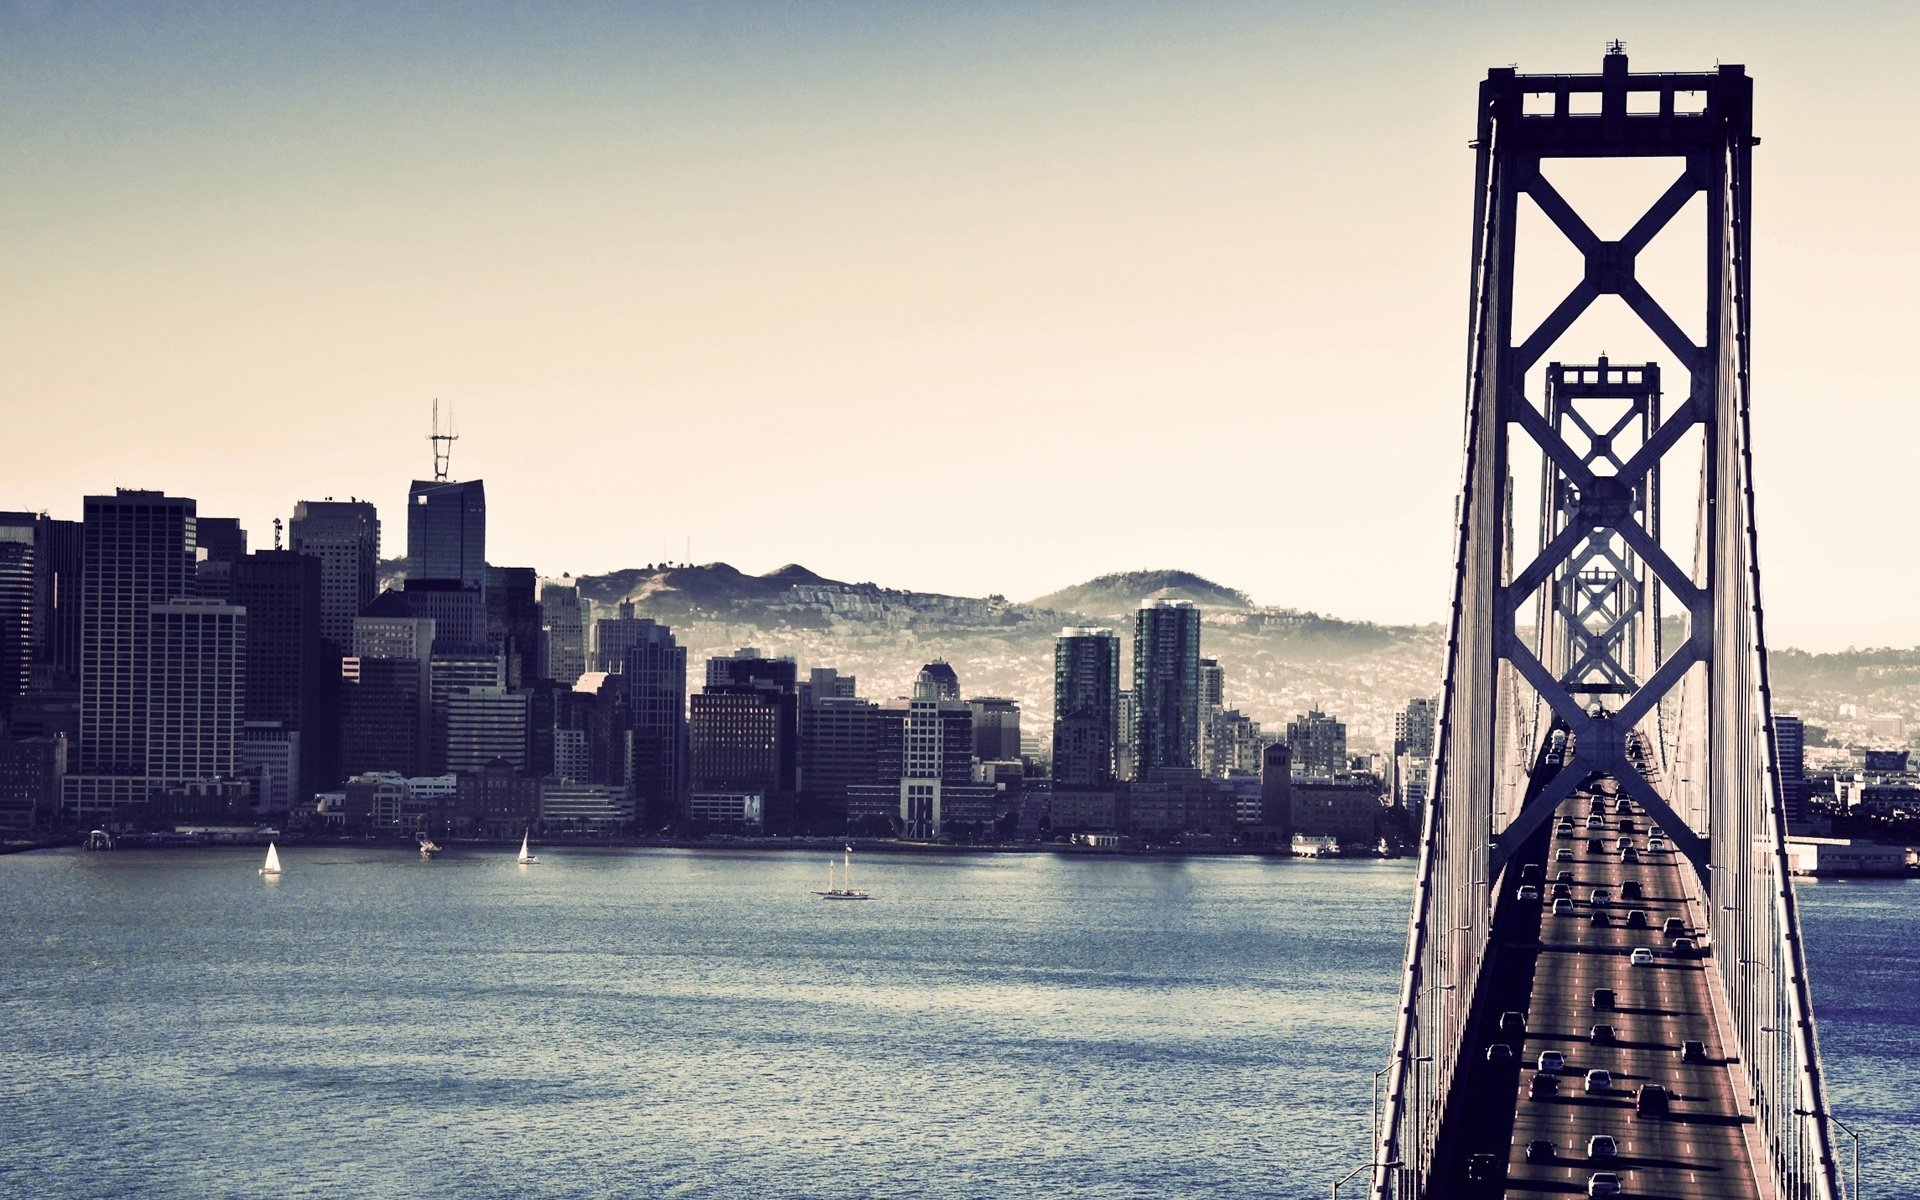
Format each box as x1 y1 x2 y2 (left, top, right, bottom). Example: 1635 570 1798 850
7 1 1917 653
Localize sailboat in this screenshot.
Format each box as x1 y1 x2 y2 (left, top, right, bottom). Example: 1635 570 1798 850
517 832 539 866
259 842 282 877
815 845 870 901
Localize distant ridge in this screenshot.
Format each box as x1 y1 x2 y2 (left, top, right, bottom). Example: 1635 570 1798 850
1027 570 1253 620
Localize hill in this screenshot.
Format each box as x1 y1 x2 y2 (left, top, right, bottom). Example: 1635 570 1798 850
1027 570 1253 619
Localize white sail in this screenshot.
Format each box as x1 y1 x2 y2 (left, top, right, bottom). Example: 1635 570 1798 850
517 833 535 864
261 842 282 875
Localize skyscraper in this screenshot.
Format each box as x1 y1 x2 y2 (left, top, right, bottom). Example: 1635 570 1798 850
65 490 198 822
689 649 799 830
538 581 589 687
1053 626 1121 788
289 499 380 656
0 515 33 721
968 697 1021 762
1773 714 1806 825
611 621 687 829
144 599 246 790
485 565 542 687
1132 600 1202 776
232 550 331 800
406 478 486 593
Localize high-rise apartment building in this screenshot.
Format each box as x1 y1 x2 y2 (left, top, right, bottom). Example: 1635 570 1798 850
1286 708 1348 779
1052 627 1120 788
1132 600 1202 776
1773 714 1806 825
690 649 798 829
967 697 1021 762
428 648 505 774
65 490 198 821
289 499 380 655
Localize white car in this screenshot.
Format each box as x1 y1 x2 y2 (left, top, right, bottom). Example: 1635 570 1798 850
1588 1171 1622 1196
1585 1069 1612 1094
1630 947 1655 966
1537 1050 1565 1072
1586 815 1605 829
1553 898 1576 916
1557 848 1575 862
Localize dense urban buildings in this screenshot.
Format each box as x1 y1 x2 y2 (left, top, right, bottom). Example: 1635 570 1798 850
5 465 1422 855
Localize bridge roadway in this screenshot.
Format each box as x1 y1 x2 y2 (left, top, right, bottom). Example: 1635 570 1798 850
1451 778 1760 1198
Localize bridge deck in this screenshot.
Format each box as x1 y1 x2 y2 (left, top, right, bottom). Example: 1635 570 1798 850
1456 780 1761 1198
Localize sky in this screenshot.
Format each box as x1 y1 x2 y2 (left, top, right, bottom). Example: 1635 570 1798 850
4 0 1917 652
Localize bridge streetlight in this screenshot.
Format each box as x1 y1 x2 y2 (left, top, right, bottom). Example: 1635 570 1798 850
1372 1057 1432 1172
1331 1159 1401 1200
1797 1108 1860 1197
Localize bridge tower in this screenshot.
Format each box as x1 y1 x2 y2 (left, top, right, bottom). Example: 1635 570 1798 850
1373 48 1842 1199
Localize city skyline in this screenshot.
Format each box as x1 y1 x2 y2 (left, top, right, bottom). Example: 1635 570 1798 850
6 3 1919 652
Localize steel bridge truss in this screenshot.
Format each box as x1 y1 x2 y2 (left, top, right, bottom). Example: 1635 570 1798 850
1373 50 1842 1200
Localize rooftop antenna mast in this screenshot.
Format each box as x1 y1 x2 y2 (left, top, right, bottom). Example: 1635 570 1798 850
430 398 459 482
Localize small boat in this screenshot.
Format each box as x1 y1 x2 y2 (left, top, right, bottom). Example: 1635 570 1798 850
815 845 870 901
517 832 538 866
418 834 442 859
259 842 283 876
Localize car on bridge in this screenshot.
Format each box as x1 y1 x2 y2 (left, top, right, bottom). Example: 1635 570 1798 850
1619 880 1643 900
1529 1072 1560 1100
1626 909 1648 928
1536 1050 1565 1072
1591 888 1611 904
1554 898 1576 917
1499 1011 1526 1038
1630 947 1656 966
1589 1024 1615 1043
1614 798 1632 813
1635 1083 1670 1116
1680 1040 1707 1063
1591 987 1615 1010
1586 1133 1617 1158
1662 917 1688 936
1525 1138 1557 1163
1672 936 1698 957
1587 1171 1622 1196
1557 847 1575 861
1621 846 1641 863
1587 815 1606 829
1584 1069 1612 1093
1589 909 1610 926
1486 1043 1515 1064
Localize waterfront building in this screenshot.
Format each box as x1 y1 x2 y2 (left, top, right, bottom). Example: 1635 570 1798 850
0 733 65 831
800 694 879 832
1291 778 1383 847
405 478 486 594
895 662 993 839
289 499 380 656
445 687 529 775
1132 601 1202 776
1286 708 1348 779
1052 627 1120 788
1205 709 1265 778
65 489 198 822
1115 690 1137 782
1256 743 1293 847
450 758 538 838
690 649 799 830
240 723 299 815
539 781 632 831
538 581 590 687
